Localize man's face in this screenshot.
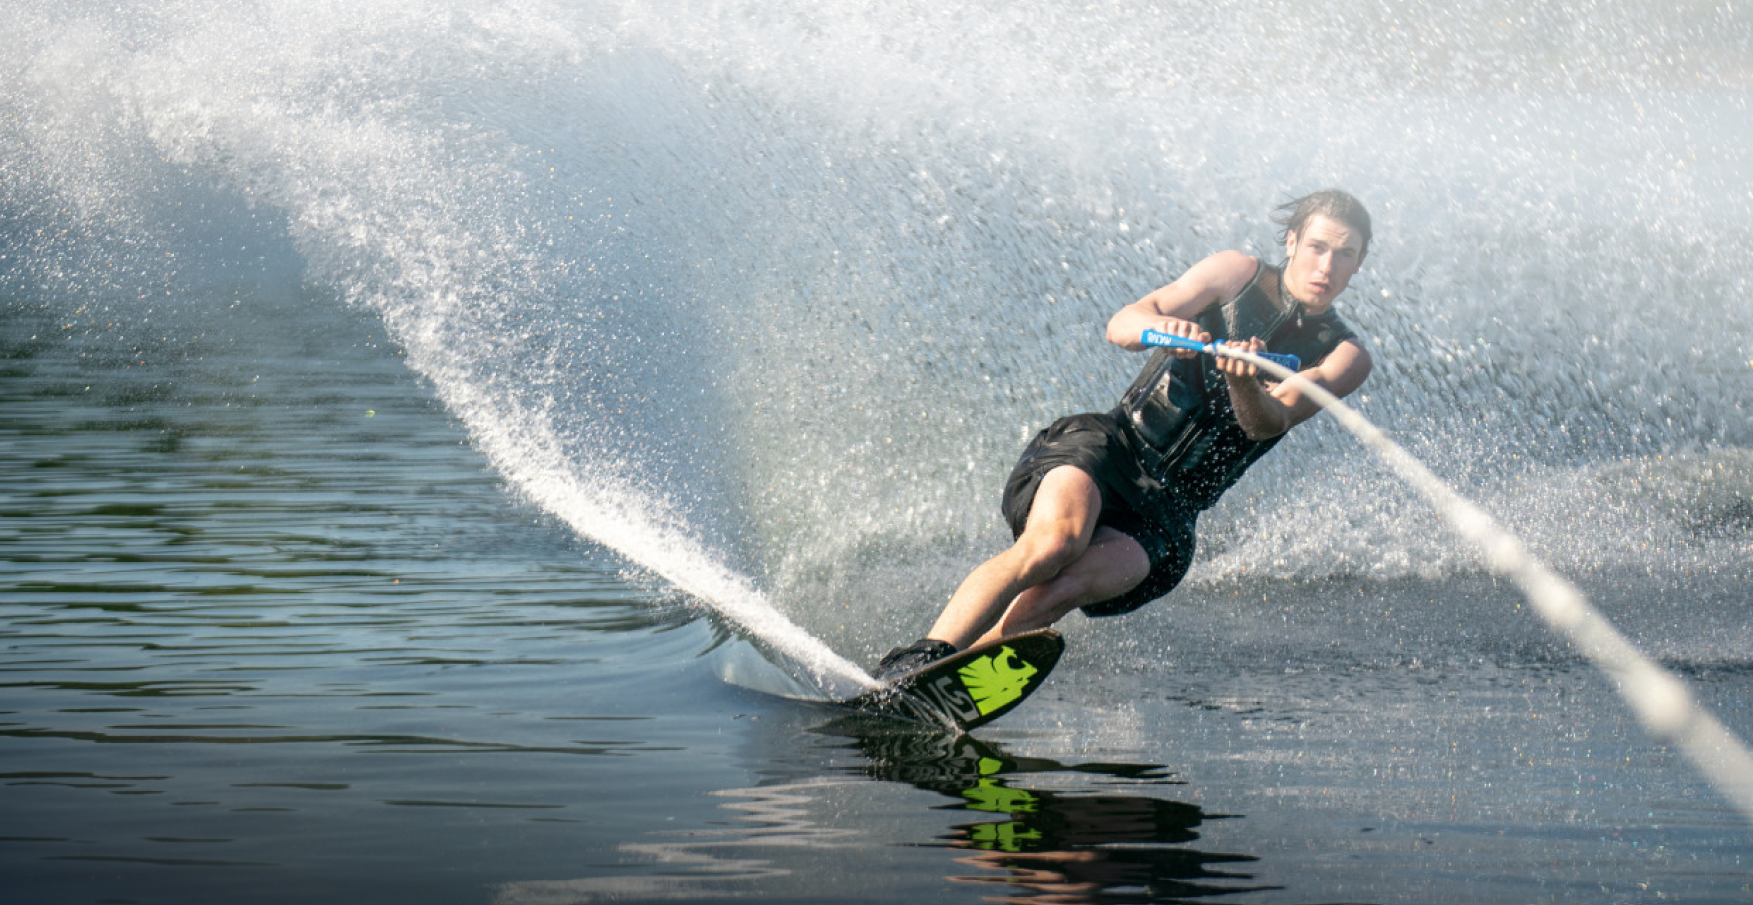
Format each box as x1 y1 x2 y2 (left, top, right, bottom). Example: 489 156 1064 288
1282 214 1366 310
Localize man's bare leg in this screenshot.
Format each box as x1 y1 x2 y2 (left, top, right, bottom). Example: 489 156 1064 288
925 466 1104 649
974 526 1150 646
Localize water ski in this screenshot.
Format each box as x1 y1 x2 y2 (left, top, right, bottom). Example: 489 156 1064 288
840 629 1063 732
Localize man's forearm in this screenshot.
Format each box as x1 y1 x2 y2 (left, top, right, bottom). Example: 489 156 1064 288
1225 374 1291 440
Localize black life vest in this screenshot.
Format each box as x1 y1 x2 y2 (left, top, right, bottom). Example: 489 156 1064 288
1113 259 1357 511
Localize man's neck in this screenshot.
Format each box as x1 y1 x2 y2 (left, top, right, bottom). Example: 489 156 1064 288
1279 276 1333 316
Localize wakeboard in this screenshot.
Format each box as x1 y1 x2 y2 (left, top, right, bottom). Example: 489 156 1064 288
838 629 1063 733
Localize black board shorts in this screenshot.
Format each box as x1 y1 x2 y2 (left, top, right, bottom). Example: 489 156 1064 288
999 412 1196 617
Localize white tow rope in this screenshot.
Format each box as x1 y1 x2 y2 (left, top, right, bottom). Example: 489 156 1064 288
1233 347 1753 822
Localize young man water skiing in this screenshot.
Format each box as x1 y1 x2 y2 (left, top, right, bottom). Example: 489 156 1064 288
877 190 1375 679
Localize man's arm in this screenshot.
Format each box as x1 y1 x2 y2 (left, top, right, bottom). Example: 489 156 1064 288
1107 248 1370 439
1219 337 1372 440
1106 250 1259 351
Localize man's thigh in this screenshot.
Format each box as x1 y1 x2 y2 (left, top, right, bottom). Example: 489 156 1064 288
1018 465 1103 546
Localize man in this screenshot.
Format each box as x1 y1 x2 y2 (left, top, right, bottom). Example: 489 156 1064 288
876 189 1374 678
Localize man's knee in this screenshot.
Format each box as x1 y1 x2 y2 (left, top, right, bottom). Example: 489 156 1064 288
1021 527 1151 617
1012 528 1084 584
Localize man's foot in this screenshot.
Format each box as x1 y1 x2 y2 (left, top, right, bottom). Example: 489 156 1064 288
873 638 957 683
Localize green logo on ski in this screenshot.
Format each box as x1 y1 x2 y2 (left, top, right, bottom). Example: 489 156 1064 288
958 645 1039 716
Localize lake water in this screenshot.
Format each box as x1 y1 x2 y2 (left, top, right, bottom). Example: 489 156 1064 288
5 1 1752 902
6 279 1751 904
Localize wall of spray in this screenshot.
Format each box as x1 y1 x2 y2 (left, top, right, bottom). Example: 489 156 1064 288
4 1 1749 680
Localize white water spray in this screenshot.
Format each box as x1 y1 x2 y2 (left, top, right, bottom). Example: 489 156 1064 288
439 380 874 694
4 0 1748 745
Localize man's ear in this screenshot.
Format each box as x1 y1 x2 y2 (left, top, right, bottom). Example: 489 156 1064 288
1284 230 1298 259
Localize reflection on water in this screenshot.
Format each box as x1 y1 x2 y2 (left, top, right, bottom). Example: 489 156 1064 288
841 726 1274 904
494 780 856 905
497 718 1274 905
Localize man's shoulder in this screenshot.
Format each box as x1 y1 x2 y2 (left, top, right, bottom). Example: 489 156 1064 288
1190 250 1262 299
1199 249 1261 275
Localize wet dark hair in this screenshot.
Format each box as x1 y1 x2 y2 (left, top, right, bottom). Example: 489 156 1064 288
1273 189 1372 257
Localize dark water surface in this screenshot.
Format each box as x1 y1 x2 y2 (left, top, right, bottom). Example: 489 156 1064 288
4 295 1751 905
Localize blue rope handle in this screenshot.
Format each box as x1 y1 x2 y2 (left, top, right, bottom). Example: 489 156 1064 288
1140 329 1301 372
